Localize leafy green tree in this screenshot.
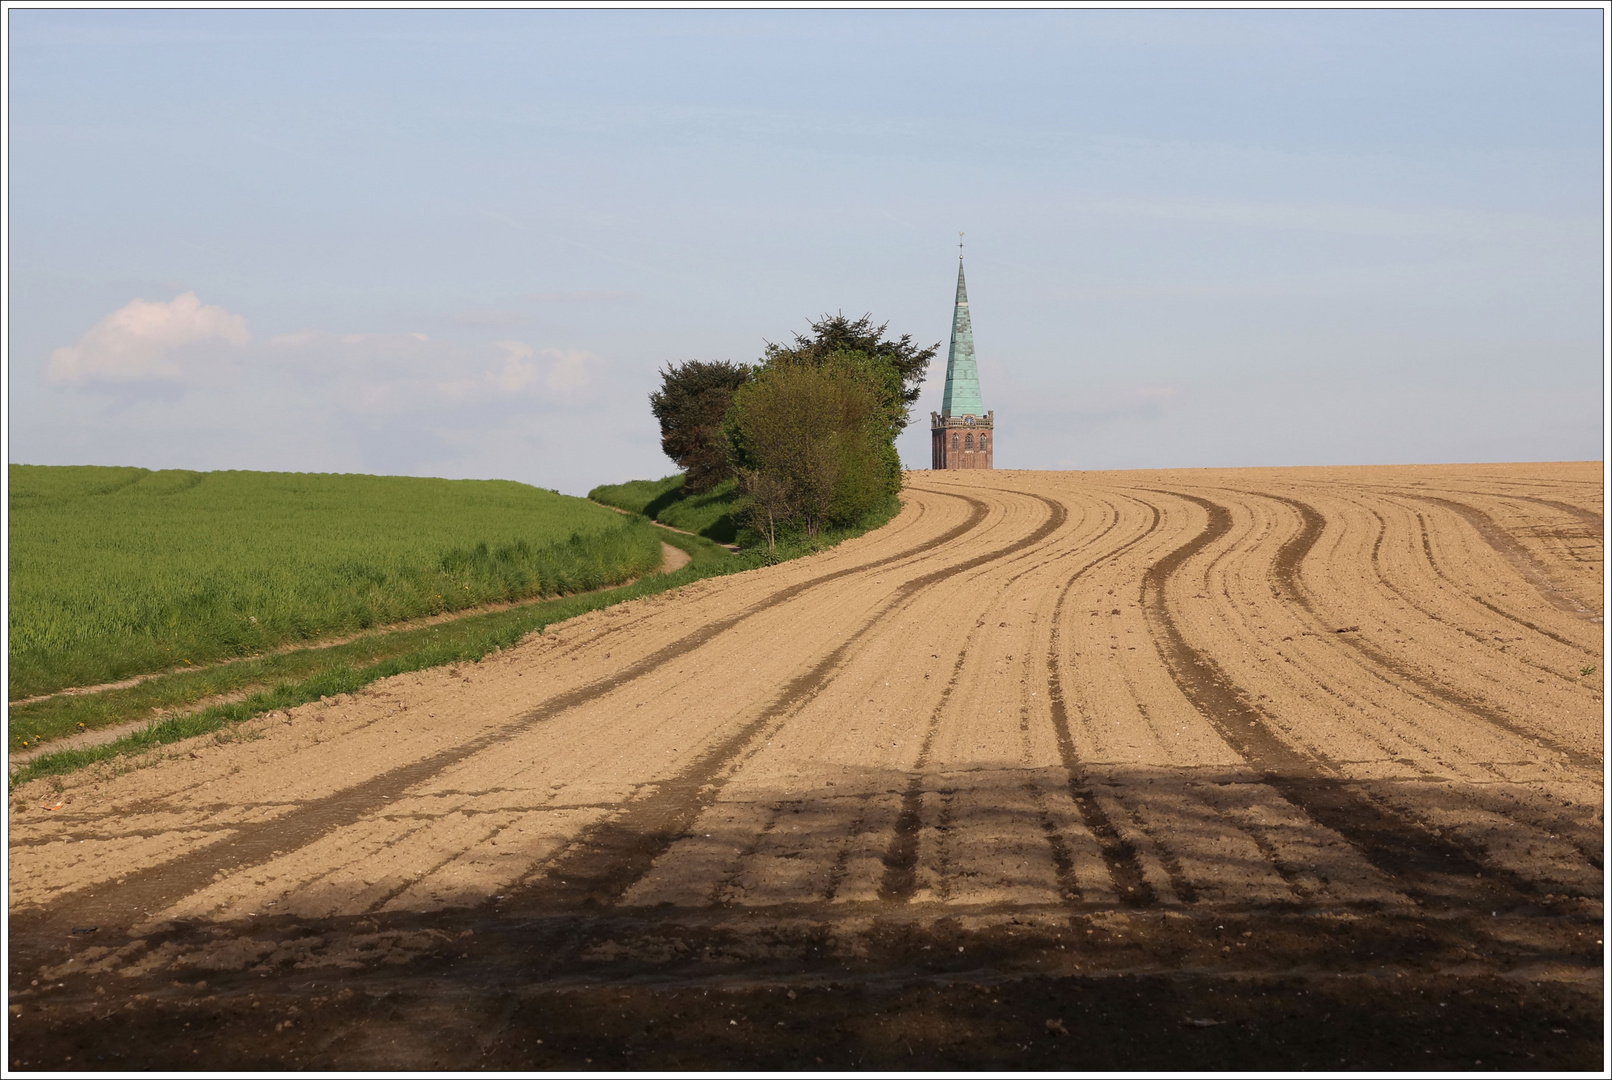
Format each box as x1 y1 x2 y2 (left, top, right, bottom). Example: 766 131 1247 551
726 351 899 539
648 360 751 493
762 313 938 426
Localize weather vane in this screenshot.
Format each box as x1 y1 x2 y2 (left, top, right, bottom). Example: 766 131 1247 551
959 231 964 259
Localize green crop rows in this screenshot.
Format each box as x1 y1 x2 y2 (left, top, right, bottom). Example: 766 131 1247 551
8 466 664 699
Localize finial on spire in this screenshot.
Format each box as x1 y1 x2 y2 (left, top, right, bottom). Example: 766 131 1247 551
958 231 964 260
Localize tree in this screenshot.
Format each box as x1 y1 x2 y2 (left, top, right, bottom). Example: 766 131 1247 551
762 313 938 426
648 360 751 493
725 351 897 540
737 467 795 556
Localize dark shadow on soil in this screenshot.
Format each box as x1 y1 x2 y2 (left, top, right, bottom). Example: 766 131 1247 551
8 762 1602 1071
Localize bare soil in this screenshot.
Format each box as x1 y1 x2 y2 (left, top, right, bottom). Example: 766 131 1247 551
8 464 1603 1071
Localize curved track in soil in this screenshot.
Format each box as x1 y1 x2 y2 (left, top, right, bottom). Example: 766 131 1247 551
8 463 1603 1071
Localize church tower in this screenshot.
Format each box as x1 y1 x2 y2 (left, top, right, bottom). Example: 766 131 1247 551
931 241 994 470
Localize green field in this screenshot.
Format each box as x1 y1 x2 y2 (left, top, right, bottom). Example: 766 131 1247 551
8 466 664 699
590 474 741 544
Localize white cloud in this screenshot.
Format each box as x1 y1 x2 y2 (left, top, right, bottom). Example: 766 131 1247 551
545 349 594 393
483 340 606 399
46 292 248 384
490 341 601 396
493 341 538 392
266 330 607 414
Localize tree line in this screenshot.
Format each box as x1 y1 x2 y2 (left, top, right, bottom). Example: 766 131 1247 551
650 314 937 552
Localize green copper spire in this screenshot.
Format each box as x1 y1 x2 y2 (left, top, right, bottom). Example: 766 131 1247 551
940 254 983 418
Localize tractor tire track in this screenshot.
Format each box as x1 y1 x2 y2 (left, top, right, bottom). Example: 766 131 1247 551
1396 493 1601 622
519 488 1072 911
874 491 1114 904
877 492 1128 904
1387 486 1602 536
1364 501 1594 664
881 490 1175 906
1505 493 1604 534
1141 490 1544 910
1268 494 1598 772
1044 496 1167 907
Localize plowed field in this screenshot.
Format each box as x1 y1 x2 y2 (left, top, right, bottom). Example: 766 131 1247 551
8 464 1604 1070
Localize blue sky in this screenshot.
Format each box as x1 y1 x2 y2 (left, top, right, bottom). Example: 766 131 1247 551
7 9 1603 493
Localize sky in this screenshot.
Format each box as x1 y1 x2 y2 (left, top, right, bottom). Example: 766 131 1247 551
7 8 1604 495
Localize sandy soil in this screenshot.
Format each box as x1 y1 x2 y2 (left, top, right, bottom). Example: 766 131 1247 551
8 464 1603 1070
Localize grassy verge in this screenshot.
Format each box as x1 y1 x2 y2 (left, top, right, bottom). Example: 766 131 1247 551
590 474 741 544
9 492 905 791
588 474 683 517
657 478 740 543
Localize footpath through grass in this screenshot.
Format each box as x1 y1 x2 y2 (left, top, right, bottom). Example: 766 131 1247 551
9 466 662 699
10 477 901 790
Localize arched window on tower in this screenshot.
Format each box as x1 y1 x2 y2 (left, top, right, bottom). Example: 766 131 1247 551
964 433 974 450
980 434 988 451
952 433 959 451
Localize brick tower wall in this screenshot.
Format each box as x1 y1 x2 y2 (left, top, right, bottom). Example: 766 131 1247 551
930 412 994 470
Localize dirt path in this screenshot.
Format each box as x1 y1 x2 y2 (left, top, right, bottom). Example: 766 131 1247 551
658 539 692 573
7 464 1602 1071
